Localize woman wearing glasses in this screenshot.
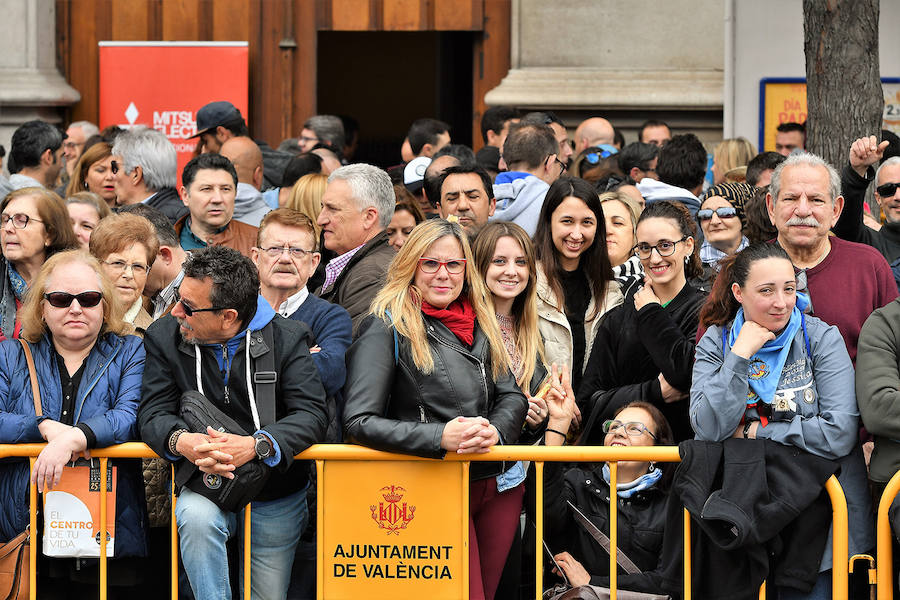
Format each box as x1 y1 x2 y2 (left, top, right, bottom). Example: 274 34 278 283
579 201 705 443
692 243 869 599
0 250 148 596
542 380 675 596
343 219 528 600
534 177 622 399
696 187 749 292
0 188 79 340
89 213 158 334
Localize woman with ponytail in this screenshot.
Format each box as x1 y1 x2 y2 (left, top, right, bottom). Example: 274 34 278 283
691 243 872 599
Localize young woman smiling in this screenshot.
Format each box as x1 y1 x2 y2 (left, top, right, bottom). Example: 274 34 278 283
534 177 622 396
578 200 706 443
692 243 871 599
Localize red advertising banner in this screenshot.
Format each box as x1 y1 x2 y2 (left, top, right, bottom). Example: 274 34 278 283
98 42 249 189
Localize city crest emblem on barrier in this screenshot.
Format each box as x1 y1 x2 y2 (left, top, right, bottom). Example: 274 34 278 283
371 485 415 535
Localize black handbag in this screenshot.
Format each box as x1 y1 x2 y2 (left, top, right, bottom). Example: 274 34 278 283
174 324 278 513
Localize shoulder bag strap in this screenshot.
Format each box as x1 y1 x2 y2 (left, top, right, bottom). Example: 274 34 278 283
253 323 277 426
566 499 642 574
18 339 41 417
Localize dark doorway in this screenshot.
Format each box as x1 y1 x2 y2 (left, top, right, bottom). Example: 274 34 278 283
317 31 474 168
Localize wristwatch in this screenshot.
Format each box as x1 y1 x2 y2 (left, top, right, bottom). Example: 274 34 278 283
253 433 273 460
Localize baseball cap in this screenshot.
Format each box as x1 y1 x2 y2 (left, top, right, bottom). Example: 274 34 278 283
403 156 432 193
191 101 243 138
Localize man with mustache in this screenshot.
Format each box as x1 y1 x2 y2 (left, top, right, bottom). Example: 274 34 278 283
437 165 496 237
252 208 351 398
766 152 896 363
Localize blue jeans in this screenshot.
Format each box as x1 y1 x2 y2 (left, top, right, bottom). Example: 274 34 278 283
776 570 832 600
176 485 309 600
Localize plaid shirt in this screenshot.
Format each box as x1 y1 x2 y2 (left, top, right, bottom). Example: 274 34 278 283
323 244 365 291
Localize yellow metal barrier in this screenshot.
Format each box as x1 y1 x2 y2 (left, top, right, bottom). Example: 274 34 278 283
0 443 850 600
876 470 900 599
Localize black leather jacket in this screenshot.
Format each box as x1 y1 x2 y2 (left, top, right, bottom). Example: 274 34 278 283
342 314 528 479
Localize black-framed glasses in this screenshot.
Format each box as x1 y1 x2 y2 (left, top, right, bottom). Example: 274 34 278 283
417 257 466 274
258 246 317 259
796 269 814 314
103 260 149 275
174 289 227 317
554 157 568 173
602 420 657 440
697 206 738 221
44 291 103 308
633 236 689 259
876 182 900 197
1 213 43 229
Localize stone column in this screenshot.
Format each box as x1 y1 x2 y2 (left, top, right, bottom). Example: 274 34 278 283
0 0 80 175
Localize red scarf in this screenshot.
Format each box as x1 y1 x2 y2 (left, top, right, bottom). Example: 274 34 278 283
421 298 476 346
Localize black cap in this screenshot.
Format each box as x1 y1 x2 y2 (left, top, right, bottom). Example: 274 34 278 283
191 101 243 138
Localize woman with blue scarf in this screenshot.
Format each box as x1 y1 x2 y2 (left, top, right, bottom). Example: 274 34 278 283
542 377 676 596
691 243 870 600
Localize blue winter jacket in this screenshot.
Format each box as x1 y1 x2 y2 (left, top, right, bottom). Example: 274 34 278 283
0 333 149 557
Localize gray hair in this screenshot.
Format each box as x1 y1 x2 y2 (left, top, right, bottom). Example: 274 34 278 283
304 115 345 152
875 156 900 192
69 121 99 139
769 151 840 204
112 126 177 192
327 163 395 228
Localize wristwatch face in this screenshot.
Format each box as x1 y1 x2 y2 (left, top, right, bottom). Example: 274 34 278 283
254 435 272 458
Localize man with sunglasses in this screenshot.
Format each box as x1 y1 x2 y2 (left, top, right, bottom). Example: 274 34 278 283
139 245 327 600
111 126 188 225
834 135 900 265
491 122 563 236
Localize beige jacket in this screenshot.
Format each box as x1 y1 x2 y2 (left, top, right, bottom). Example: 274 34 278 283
535 264 623 377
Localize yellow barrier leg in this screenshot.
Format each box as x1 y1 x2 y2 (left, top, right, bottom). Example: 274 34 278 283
29 458 36 600
759 581 766 599
609 461 617 600
316 460 324 600
535 461 543 600
99 457 108 600
877 471 900 600
462 461 470 600
683 509 691 600
826 476 849 599
244 503 252 599
171 464 178 599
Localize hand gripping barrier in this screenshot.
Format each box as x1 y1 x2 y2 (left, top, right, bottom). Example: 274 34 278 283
0 443 850 600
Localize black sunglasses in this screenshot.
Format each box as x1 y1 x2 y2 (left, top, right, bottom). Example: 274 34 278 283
697 206 738 221
44 291 103 308
174 289 226 317
876 182 900 198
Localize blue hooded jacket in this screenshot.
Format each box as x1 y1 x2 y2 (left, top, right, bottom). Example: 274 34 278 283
0 332 149 556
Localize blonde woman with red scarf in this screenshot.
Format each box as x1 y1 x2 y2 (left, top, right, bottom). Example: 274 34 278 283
343 218 529 600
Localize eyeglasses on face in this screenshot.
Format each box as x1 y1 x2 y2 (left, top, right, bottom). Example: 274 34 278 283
554 157 568 173
174 289 226 317
632 236 689 259
697 206 738 221
876 182 900 197
417 257 467 274
44 291 103 308
602 420 657 440
103 260 149 275
1 213 43 230
258 246 316 258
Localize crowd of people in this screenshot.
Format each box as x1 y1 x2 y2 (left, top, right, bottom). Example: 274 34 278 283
1 102 900 600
